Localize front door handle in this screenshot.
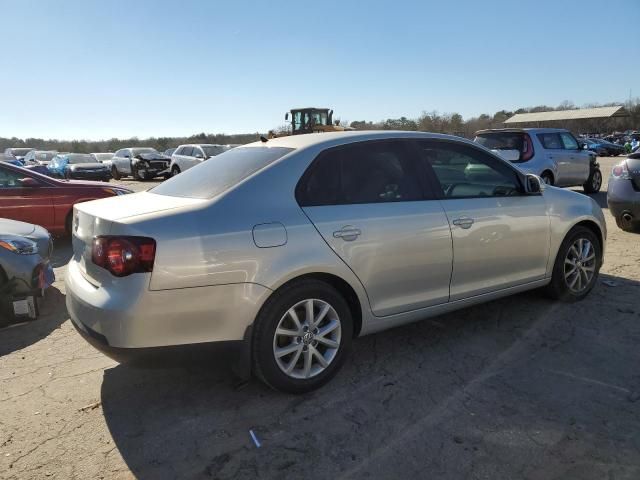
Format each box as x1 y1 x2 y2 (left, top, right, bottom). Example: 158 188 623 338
333 226 361 241
452 217 474 229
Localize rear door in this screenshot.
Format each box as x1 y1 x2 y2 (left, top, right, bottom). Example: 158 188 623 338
298 140 453 317
416 140 550 301
0 165 54 227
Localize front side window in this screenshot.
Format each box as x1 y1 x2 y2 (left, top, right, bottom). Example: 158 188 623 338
297 141 422 206
0 165 29 188
537 133 563 149
560 132 579 150
417 141 521 198
181 146 194 157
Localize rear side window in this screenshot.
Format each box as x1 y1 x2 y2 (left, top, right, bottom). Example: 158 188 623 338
537 133 563 149
297 141 423 206
152 146 293 199
559 132 579 150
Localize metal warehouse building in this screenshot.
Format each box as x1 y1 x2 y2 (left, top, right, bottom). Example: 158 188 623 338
504 106 629 133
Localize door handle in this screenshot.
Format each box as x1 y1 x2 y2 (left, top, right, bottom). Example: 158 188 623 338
452 217 474 229
333 226 361 241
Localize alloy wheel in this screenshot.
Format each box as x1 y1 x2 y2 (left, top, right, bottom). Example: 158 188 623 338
564 238 596 293
272 299 341 379
592 170 602 191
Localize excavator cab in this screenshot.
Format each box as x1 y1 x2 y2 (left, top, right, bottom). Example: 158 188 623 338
286 108 335 135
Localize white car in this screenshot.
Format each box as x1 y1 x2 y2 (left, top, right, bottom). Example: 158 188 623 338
22 150 58 166
170 144 238 176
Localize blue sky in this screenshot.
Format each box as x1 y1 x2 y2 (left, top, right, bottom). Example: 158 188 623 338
2 0 639 140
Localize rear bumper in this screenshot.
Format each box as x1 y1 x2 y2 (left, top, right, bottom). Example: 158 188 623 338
607 179 640 217
65 259 270 349
70 315 244 365
70 171 111 181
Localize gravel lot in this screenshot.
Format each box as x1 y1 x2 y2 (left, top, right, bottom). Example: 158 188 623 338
1 157 639 480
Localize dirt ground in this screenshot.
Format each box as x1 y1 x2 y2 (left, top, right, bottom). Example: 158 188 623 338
1 157 639 480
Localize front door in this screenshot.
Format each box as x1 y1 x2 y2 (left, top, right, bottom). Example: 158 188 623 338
0 165 54 227
416 140 550 301
559 131 590 185
298 140 453 316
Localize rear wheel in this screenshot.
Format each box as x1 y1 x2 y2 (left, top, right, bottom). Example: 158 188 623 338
541 171 554 186
545 226 601 301
583 168 602 193
252 279 353 393
111 166 120 180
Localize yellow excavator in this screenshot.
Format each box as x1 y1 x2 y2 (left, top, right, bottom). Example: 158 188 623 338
269 108 352 138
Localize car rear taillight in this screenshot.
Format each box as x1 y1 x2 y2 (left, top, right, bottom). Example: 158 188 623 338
520 133 534 161
611 161 631 179
92 236 156 277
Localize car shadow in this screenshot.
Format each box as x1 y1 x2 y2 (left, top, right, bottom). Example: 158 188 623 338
51 236 73 268
99 273 640 479
0 287 67 357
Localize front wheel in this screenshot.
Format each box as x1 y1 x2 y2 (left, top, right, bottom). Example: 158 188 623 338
111 166 120 180
252 279 353 393
545 226 601 302
171 165 181 177
583 168 602 193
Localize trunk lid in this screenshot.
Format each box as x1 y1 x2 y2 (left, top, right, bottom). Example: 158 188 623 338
72 192 205 285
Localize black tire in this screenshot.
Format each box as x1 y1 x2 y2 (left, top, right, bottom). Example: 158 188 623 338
132 163 141 181
541 171 554 186
252 279 353 394
583 168 602 194
545 226 602 302
64 170 71 180
171 165 181 177
111 166 120 180
65 212 73 237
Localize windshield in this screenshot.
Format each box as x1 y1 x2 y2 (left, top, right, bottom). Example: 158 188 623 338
93 153 114 160
67 154 96 164
152 146 294 199
11 148 32 156
475 132 524 151
202 145 227 157
132 148 158 156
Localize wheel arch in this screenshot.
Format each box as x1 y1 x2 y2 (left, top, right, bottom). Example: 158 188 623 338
263 272 364 338
573 219 604 253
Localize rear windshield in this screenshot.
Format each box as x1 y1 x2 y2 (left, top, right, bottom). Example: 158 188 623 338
474 132 524 151
11 148 32 156
67 154 96 164
152 146 293 199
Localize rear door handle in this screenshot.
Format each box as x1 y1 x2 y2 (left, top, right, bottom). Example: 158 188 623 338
333 226 361 241
452 217 474 229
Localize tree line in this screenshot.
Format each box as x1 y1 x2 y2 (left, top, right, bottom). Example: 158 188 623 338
2 99 639 153
348 99 640 136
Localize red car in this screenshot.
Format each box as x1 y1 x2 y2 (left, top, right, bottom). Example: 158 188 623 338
0 162 132 236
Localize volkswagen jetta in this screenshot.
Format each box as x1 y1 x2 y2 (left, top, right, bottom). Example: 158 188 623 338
66 131 606 393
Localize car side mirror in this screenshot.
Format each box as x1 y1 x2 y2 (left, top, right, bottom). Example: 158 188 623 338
20 177 40 188
524 174 543 194
195 153 204 159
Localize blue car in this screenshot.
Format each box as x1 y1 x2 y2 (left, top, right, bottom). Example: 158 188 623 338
0 153 25 167
582 138 626 156
47 153 111 181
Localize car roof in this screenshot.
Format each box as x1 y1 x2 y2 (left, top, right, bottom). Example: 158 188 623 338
241 131 477 150
475 128 571 135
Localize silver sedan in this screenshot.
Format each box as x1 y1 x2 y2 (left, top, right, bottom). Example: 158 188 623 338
65 131 606 393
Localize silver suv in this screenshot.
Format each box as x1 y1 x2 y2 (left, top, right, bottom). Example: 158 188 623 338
474 128 602 193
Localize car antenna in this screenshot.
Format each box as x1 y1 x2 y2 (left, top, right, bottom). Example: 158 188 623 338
259 135 268 143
